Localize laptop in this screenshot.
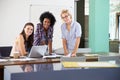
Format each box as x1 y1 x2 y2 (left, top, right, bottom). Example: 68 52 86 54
28 45 48 58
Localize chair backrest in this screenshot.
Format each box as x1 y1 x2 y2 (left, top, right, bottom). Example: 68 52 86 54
0 46 12 57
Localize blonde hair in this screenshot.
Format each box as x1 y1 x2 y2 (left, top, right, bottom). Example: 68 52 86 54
60 9 72 19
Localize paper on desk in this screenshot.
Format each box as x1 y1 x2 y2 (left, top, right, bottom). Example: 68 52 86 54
43 55 56 58
8 58 38 61
43 53 62 58
0 59 8 62
62 53 72 57
83 54 98 57
78 62 118 68
62 62 80 68
62 62 118 68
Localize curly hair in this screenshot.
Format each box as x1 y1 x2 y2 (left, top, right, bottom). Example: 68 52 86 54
39 11 56 27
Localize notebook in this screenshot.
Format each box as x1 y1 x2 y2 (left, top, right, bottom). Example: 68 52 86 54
28 45 47 58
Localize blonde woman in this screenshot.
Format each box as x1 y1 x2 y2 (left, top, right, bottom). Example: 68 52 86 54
60 9 82 57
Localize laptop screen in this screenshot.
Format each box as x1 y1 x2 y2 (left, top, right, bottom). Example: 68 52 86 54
28 45 47 58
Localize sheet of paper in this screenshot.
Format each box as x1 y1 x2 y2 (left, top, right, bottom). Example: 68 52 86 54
43 55 56 58
62 62 80 68
0 59 8 62
62 62 118 68
62 53 72 57
8 58 38 61
43 53 62 58
83 54 98 57
78 62 118 68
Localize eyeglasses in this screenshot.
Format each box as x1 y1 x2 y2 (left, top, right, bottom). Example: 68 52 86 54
62 15 69 19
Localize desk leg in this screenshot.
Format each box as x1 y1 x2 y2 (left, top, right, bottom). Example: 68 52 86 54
0 68 3 80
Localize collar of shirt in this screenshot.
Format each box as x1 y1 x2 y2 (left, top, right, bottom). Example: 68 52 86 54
40 24 52 32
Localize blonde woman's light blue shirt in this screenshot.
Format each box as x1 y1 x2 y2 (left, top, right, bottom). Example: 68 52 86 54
61 21 82 51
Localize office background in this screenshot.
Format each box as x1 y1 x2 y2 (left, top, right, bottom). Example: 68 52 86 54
0 0 75 50
0 0 120 53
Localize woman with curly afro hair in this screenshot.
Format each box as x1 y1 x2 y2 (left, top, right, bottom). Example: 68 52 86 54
34 11 56 54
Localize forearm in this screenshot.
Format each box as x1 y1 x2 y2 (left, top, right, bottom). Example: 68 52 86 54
62 39 68 55
34 26 40 46
72 37 80 55
19 46 27 56
48 41 52 54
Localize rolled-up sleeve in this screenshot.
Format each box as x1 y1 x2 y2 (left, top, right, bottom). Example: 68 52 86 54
75 22 82 38
33 24 41 46
61 24 66 39
48 27 53 42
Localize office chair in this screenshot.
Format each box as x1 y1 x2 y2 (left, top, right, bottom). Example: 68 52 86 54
0 46 12 57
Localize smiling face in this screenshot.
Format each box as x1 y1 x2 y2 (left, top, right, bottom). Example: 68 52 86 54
61 10 72 24
24 25 34 37
61 13 71 23
43 18 51 30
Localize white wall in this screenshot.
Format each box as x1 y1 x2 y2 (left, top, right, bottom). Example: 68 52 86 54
0 0 74 49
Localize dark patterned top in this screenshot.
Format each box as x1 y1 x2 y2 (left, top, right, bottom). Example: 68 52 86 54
33 23 53 46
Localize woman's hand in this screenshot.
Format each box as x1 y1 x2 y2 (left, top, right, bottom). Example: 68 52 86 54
71 53 76 57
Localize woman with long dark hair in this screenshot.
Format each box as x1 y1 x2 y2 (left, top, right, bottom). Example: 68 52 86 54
10 22 34 56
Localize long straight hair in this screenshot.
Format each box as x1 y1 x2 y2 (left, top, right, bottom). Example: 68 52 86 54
20 22 34 48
